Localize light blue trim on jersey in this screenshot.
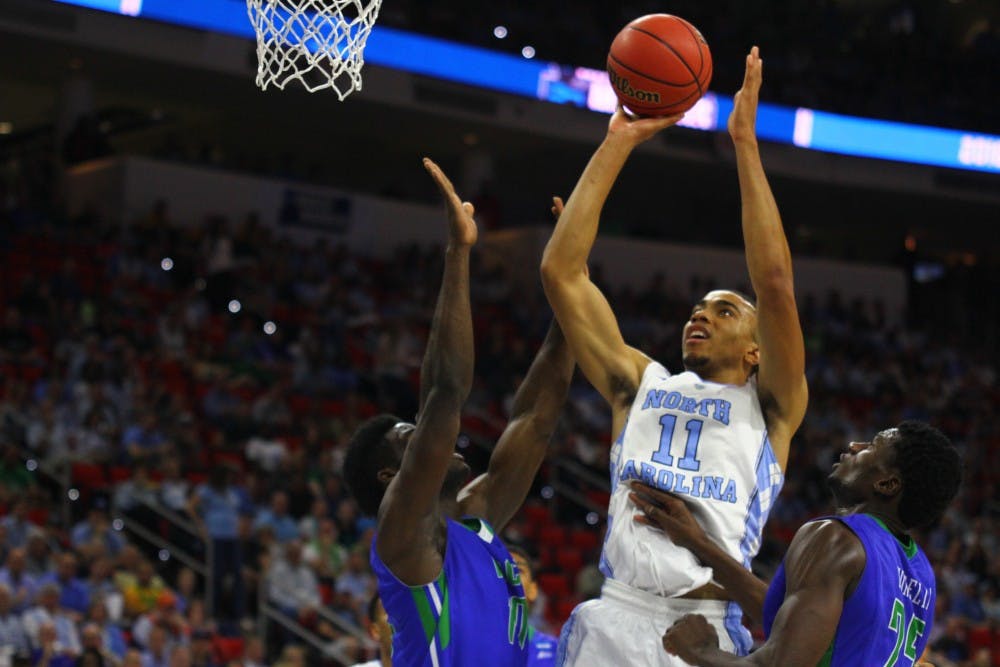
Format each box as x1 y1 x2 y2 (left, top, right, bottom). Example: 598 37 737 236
723 600 752 655
725 434 783 654
555 604 579 667
735 434 783 568
599 415 630 579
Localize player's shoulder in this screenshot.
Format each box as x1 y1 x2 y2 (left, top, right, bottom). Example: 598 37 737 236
787 519 866 578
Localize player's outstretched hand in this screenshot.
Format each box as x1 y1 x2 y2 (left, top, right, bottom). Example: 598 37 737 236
607 105 685 148
663 613 719 661
728 46 763 144
628 480 707 552
424 157 477 247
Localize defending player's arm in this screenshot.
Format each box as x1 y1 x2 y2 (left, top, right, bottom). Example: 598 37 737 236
629 481 768 623
458 319 574 530
730 47 807 468
663 521 865 666
540 112 681 407
375 158 476 585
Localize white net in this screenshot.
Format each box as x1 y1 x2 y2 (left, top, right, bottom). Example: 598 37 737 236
246 0 383 99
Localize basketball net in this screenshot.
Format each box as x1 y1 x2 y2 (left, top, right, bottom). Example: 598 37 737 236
246 0 383 99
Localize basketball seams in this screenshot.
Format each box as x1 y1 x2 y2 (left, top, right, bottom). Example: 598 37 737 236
672 18 706 79
608 54 698 89
628 25 704 99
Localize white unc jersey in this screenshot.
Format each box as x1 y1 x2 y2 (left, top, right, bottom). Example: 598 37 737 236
600 361 785 597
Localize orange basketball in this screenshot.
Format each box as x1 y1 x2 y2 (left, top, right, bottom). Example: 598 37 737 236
607 14 713 116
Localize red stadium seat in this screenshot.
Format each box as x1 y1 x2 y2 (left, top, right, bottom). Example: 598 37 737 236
71 463 107 491
538 525 566 546
537 573 571 599
570 529 600 553
555 548 584 575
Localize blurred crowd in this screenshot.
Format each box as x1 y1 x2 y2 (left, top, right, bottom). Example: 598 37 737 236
0 179 998 667
381 0 1000 133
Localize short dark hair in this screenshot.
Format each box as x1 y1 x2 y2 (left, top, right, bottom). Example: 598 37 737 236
892 421 962 529
343 414 402 516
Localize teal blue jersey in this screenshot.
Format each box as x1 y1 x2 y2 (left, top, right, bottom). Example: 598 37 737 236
371 517 531 667
763 514 935 666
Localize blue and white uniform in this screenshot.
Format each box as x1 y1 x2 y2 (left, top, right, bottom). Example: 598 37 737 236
559 361 784 666
371 517 531 667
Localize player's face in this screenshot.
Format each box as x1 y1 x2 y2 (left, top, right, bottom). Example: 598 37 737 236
511 552 538 605
681 291 757 372
828 428 899 501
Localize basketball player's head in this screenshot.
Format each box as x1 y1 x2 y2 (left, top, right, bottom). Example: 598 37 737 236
682 290 758 378
367 593 393 664
343 413 471 516
507 546 538 607
827 421 962 529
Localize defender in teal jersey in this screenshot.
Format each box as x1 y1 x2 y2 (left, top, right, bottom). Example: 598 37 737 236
634 421 960 666
343 159 574 667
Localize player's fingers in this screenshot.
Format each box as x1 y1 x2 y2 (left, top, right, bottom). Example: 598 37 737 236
423 158 456 195
629 480 679 506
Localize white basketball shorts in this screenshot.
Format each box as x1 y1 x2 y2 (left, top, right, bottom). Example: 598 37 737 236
556 579 751 666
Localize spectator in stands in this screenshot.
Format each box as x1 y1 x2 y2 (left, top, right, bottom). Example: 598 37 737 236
266 540 321 624
189 628 220 667
79 622 119 667
31 618 79 667
302 518 347 582
24 532 54 578
83 559 120 620
0 582 30 658
0 547 38 612
187 464 246 623
272 645 306 667
119 560 166 618
132 591 189 649
350 594 391 667
22 583 81 656
927 616 970 664
121 412 168 465
122 648 143 667
41 552 90 617
113 465 159 526
1 498 34 549
508 546 557 665
333 550 373 621
233 636 264 667
253 491 298 544
158 459 190 516
141 624 173 667
84 599 127 662
71 502 125 559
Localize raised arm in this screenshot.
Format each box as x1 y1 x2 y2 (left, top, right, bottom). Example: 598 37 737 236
730 47 807 468
629 481 768 623
375 159 476 583
540 111 681 407
458 319 574 530
663 520 865 667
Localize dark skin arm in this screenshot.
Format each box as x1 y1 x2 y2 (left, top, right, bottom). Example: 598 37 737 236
458 318 574 530
730 47 807 469
629 481 768 623
375 158 477 585
662 520 865 666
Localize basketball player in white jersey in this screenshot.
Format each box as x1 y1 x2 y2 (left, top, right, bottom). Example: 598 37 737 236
541 47 807 666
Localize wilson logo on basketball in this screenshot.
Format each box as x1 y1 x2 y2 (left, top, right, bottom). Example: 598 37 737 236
607 69 661 104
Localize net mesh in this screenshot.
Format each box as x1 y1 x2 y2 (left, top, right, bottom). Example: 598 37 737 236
246 0 382 99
